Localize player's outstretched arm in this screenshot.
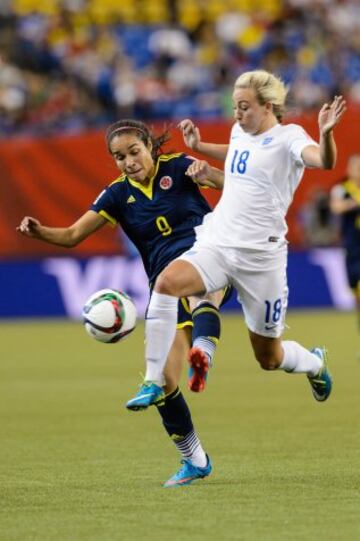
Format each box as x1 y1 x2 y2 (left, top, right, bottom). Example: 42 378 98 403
302 95 347 170
186 159 224 189
178 119 229 161
16 210 107 247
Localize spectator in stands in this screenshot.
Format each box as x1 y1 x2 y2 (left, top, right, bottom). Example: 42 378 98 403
0 0 359 136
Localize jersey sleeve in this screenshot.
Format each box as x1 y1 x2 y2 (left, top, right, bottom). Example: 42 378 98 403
178 153 196 173
179 152 215 191
287 125 318 166
90 186 119 225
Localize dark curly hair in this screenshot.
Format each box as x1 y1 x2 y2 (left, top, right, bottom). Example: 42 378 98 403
105 119 171 160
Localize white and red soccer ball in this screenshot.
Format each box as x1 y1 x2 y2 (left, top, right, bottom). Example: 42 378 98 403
82 289 137 343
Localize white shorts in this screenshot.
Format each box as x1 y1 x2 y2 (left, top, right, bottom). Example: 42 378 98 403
178 241 288 338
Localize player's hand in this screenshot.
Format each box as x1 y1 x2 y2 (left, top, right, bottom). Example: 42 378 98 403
186 160 212 185
16 216 42 237
318 95 346 134
178 119 201 151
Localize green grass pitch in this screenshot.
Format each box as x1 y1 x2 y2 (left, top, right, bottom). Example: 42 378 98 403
1 311 359 541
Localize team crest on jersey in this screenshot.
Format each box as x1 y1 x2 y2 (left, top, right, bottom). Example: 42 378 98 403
159 176 173 190
262 137 273 146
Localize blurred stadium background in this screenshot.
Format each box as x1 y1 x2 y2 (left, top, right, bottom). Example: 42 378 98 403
1 0 359 318
1 2 360 540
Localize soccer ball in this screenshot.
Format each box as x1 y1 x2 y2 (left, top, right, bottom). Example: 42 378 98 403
82 289 137 343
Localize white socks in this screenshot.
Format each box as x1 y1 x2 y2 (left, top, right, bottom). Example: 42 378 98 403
144 292 178 384
144 294 322 387
174 430 208 467
280 340 322 377
192 337 215 366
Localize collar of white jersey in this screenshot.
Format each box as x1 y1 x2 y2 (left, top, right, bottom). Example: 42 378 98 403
233 122 281 140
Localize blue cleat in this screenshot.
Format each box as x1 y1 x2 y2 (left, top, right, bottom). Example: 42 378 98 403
188 347 210 393
126 381 165 411
163 455 212 488
308 347 333 402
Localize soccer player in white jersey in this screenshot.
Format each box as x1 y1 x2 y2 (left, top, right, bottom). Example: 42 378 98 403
126 70 346 423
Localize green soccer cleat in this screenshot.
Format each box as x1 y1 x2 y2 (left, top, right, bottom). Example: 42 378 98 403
126 381 165 411
307 347 333 402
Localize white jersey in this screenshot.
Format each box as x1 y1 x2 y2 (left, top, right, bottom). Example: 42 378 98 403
197 122 318 250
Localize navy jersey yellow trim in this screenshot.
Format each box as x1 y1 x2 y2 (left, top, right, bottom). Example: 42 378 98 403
91 153 211 284
99 209 117 226
126 153 184 200
343 179 360 204
109 173 127 186
339 179 360 253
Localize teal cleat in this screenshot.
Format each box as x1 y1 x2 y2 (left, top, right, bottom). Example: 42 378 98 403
126 382 165 411
308 347 333 402
163 455 212 488
188 347 210 393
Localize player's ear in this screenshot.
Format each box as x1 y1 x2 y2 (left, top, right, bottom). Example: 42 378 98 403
146 139 153 154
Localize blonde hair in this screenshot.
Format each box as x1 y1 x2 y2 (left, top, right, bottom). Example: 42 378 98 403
234 70 288 122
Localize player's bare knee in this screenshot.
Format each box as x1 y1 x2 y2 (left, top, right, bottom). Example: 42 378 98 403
155 271 179 295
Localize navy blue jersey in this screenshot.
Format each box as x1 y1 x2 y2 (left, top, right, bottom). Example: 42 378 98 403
91 153 211 283
338 180 360 253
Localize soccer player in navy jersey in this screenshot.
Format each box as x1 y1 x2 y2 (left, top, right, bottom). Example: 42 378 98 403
17 119 228 487
330 153 360 345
